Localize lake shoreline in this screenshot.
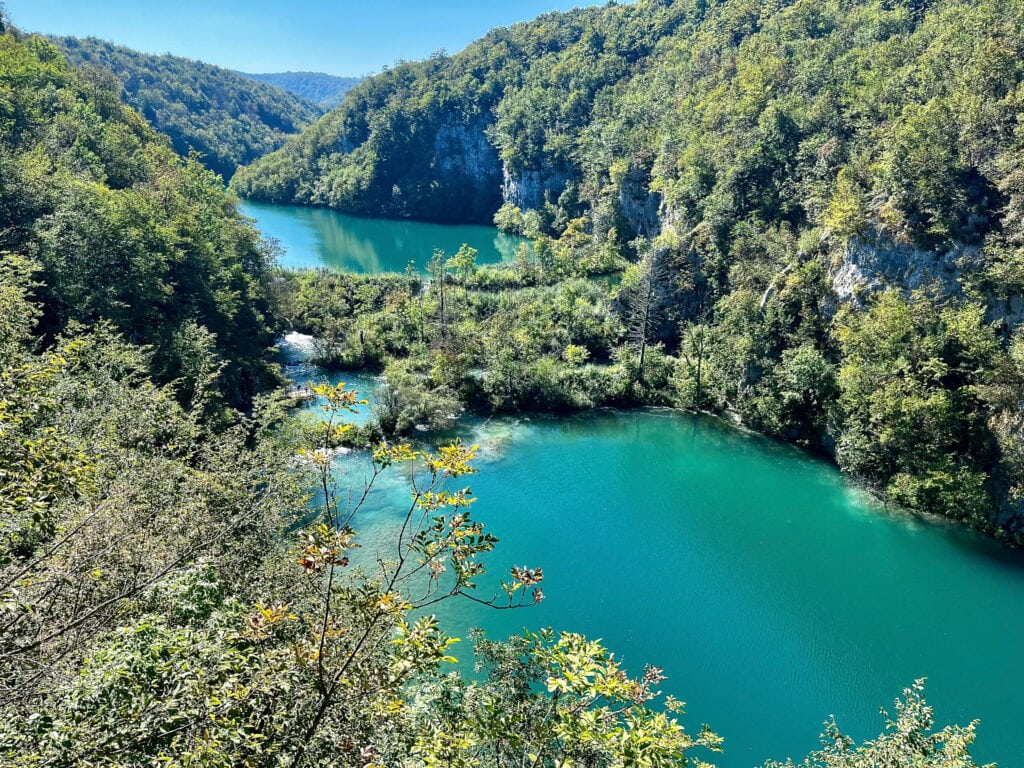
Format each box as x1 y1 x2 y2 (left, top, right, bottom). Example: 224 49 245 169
280 330 1024 553
282 330 1024 768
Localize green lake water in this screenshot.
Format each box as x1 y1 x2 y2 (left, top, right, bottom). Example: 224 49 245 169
261 204 1024 768
238 199 524 272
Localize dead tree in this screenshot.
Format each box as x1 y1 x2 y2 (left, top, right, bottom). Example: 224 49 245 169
623 249 669 382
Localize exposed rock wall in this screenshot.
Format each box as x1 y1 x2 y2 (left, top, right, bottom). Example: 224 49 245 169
829 228 985 306
618 172 662 240
989 294 1024 332
434 120 501 186
431 117 503 221
502 163 571 211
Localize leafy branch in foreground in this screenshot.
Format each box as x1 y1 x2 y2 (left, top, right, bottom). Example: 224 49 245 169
763 680 991 768
258 381 552 768
400 628 723 768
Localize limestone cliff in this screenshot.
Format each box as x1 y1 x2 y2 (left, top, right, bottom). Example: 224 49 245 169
431 118 503 220
829 228 984 304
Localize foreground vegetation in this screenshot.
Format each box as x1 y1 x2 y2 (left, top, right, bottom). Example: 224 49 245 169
0 11 999 765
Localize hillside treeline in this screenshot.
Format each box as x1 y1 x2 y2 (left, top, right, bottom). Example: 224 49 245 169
56 36 323 178
242 70 360 108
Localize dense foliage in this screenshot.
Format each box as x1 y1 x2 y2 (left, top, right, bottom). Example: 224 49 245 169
240 0 1024 535
763 680 990 768
0 28 283 407
0 10 998 766
55 36 324 178
241 70 361 108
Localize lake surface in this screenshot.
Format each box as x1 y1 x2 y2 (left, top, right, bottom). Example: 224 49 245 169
281 358 1024 768
239 199 525 272
265 200 1024 768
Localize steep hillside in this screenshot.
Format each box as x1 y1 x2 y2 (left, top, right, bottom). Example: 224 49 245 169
0 29 281 406
234 0 1024 253
231 3 627 222
55 36 324 178
241 70 360 108
235 0 1024 534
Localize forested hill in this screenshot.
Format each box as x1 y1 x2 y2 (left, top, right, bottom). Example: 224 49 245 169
233 0 1024 249
235 0 1024 534
54 36 324 178
0 27 281 408
240 71 360 108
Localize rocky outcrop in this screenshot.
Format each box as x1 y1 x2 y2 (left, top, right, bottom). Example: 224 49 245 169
988 294 1024 332
428 117 504 220
433 119 501 186
502 163 571 211
618 171 662 240
829 228 985 306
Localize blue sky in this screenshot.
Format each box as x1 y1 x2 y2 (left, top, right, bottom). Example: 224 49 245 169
4 0 610 76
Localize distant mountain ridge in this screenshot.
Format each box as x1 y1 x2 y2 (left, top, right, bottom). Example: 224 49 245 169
54 37 324 178
240 71 360 108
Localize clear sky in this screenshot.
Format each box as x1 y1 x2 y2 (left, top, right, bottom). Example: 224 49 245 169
4 0 609 77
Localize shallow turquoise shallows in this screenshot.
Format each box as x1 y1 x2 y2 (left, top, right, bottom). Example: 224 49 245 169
261 208 1024 768
238 199 525 272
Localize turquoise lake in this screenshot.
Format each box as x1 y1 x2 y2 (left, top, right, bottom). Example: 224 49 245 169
238 199 525 272
261 205 1024 768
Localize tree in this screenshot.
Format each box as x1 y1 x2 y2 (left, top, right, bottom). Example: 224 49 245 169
622 248 669 382
0 323 305 721
447 243 478 284
429 248 450 341
823 168 868 241
763 681 990 768
677 321 713 410
835 291 1000 522
747 344 837 445
402 629 723 768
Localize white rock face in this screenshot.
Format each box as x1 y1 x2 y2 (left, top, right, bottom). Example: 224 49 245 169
501 162 570 210
829 228 983 306
992 293 1024 330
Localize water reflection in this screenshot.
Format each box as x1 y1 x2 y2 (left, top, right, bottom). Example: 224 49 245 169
239 199 524 273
